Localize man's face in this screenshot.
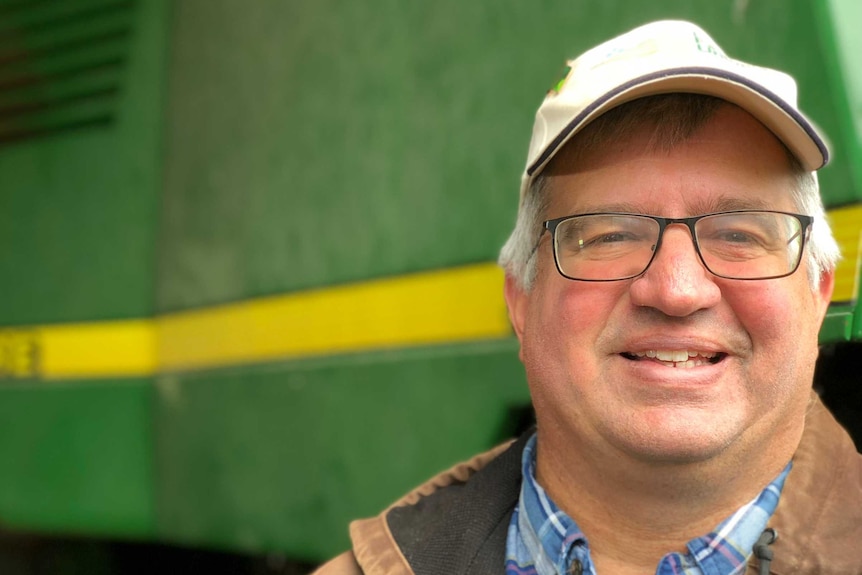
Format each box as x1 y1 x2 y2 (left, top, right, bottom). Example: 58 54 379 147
505 106 834 465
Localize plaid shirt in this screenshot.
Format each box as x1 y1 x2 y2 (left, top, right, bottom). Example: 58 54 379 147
505 434 790 575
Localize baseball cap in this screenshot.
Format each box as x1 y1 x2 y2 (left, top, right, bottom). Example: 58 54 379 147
521 20 829 201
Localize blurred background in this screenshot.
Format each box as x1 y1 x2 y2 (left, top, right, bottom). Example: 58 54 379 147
0 0 860 573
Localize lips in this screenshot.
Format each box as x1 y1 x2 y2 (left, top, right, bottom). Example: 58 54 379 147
621 350 725 368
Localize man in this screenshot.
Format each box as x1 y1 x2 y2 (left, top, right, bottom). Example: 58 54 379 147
315 20 862 575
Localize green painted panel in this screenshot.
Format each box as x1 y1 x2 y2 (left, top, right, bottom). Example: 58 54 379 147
0 0 168 325
153 340 530 560
0 378 155 538
157 0 857 312
821 303 854 343
817 0 862 202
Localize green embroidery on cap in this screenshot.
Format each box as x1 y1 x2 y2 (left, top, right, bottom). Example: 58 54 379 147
693 31 721 56
551 64 573 94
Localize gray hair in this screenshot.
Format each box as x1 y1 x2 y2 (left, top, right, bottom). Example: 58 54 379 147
499 94 840 291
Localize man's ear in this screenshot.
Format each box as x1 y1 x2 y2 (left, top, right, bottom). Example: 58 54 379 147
504 274 528 343
816 268 835 324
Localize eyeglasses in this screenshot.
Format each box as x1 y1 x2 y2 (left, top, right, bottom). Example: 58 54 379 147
542 210 813 281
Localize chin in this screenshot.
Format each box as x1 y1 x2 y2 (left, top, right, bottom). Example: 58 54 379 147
624 439 734 465
611 413 744 465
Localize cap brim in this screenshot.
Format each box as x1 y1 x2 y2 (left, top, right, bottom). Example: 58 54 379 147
526 67 829 178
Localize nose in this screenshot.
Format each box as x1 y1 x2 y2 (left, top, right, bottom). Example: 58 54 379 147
628 224 722 316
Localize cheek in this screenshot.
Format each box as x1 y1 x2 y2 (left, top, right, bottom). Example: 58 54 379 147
725 280 821 376
521 280 623 376
732 285 788 346
738 279 816 334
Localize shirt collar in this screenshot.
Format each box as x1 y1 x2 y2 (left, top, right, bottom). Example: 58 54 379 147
514 432 790 575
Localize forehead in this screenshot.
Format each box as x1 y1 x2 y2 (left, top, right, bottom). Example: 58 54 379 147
542 106 799 216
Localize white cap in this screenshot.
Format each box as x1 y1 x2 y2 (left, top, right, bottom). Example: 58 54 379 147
521 20 829 201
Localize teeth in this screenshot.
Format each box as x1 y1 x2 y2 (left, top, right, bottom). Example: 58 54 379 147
676 359 708 368
656 350 688 362
630 350 718 366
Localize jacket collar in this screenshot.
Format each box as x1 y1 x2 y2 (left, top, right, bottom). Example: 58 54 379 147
350 436 524 575
351 394 862 575
766 394 862 574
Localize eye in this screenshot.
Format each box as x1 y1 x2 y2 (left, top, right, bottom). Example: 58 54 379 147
555 214 659 258
715 230 759 244
699 216 775 249
585 231 638 245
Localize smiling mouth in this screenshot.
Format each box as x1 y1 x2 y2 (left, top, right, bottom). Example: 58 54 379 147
620 350 726 368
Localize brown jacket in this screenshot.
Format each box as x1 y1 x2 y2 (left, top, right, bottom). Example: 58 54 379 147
315 395 862 574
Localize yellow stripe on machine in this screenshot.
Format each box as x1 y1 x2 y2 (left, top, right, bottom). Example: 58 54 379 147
157 262 510 372
40 320 157 378
827 204 862 303
0 263 510 380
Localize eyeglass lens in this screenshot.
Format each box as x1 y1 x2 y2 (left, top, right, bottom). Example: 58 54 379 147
553 212 805 281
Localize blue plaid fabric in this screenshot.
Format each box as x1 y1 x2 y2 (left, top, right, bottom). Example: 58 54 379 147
505 434 790 575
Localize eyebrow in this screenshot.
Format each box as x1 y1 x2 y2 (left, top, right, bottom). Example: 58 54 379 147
568 196 777 216
691 196 777 213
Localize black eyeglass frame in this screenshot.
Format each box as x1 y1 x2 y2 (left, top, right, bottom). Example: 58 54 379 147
541 210 814 282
